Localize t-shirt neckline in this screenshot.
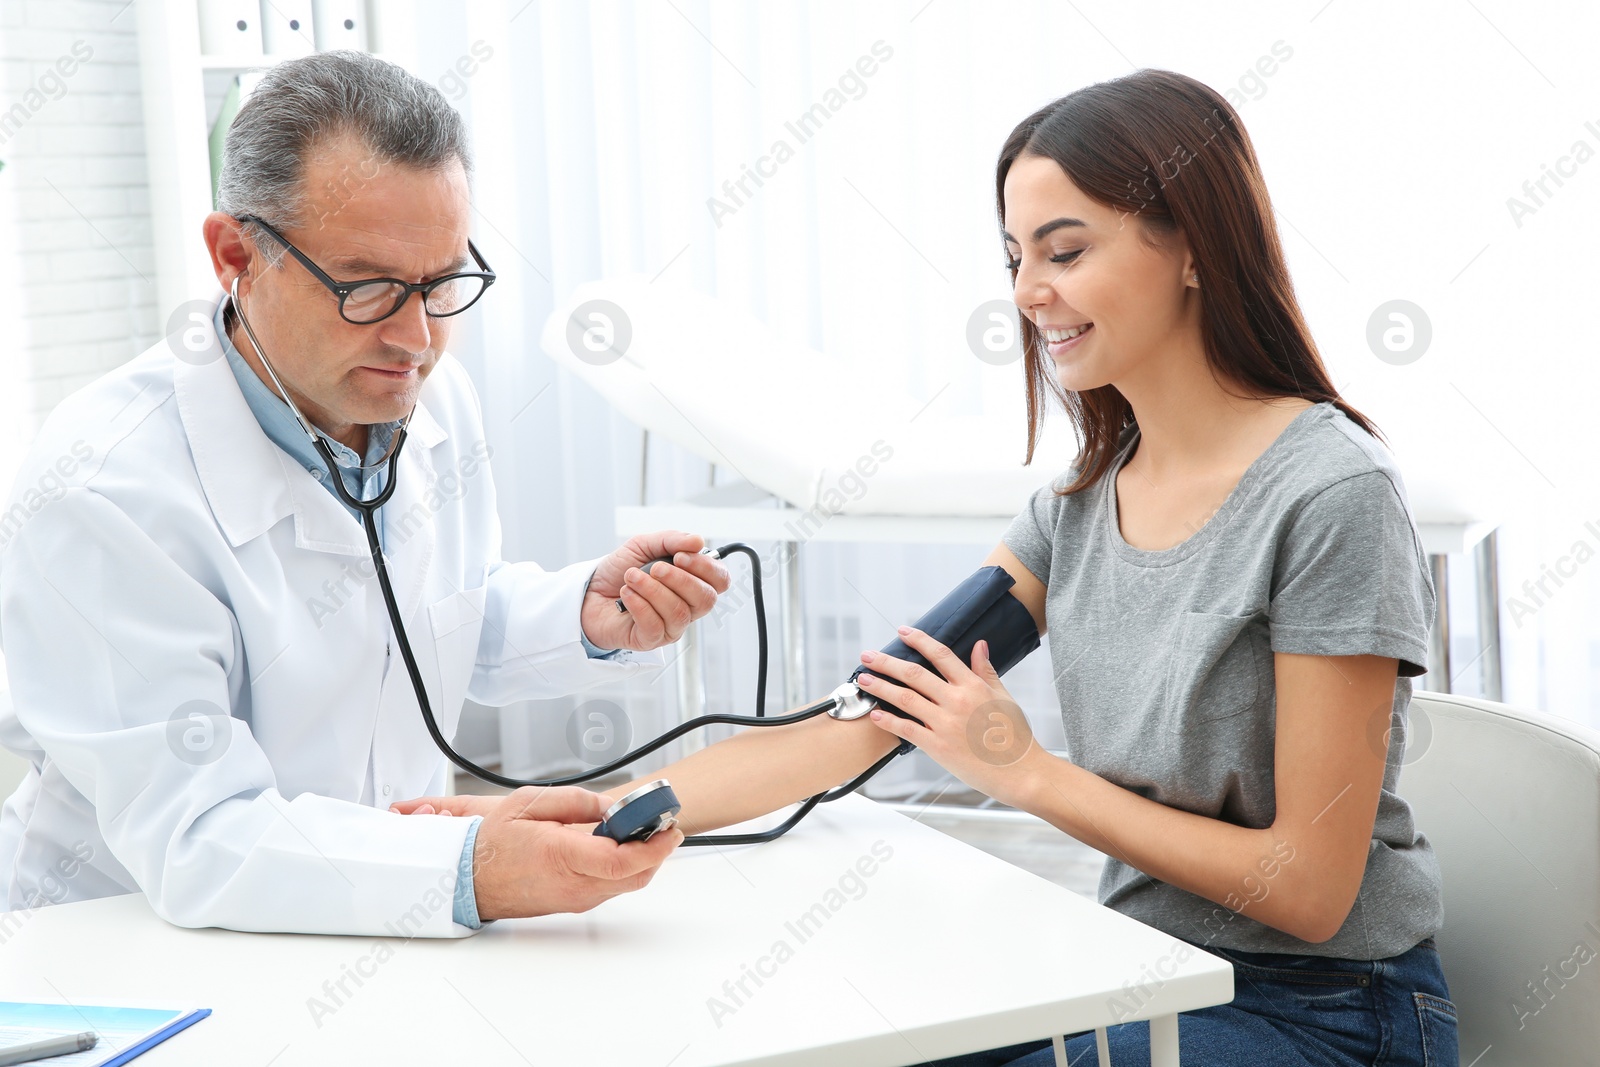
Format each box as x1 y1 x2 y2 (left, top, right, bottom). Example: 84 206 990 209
1104 401 1330 567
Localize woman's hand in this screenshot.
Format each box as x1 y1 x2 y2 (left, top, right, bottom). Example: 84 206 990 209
857 627 1045 806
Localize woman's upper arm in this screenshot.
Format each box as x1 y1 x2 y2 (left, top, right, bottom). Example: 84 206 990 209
983 542 1047 636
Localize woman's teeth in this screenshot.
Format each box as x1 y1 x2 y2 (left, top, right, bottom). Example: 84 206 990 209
1042 324 1092 342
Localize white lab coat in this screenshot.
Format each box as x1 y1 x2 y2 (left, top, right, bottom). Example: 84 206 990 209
0 303 664 936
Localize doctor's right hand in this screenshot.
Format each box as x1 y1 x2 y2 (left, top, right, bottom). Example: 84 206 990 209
468 786 683 920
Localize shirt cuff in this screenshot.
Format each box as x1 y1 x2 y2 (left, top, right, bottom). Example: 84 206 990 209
579 626 624 660
452 815 486 929
578 564 624 660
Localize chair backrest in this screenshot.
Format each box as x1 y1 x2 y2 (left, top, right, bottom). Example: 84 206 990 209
1401 691 1600 1066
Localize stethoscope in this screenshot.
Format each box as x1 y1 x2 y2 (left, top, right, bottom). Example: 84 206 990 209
228 279 901 845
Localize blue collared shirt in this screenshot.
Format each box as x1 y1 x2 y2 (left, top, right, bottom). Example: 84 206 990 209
217 300 621 931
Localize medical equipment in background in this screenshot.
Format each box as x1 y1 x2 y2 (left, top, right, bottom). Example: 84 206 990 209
231 283 1041 845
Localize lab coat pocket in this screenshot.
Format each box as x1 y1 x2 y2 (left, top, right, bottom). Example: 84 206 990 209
428 584 489 723
1163 611 1261 724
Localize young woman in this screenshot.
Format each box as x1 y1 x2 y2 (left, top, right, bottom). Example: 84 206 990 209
396 68 1455 1066
868 68 1458 1066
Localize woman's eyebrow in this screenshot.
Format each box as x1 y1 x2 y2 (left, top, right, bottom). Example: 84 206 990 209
1002 217 1090 245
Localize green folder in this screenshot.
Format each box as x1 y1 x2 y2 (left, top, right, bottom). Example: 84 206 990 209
207 77 242 210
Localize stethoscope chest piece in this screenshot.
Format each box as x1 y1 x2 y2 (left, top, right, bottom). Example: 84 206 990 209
593 779 682 843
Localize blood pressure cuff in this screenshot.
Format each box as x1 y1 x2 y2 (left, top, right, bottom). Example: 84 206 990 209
851 565 1041 754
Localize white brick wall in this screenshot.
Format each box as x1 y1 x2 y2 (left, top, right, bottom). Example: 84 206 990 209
0 0 158 469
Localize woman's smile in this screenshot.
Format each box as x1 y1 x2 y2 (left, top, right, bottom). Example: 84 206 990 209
1041 321 1094 358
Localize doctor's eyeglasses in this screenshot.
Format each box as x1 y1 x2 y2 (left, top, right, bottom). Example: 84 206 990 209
234 215 496 325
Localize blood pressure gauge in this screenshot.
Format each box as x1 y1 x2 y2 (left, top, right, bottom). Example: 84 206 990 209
593 779 682 843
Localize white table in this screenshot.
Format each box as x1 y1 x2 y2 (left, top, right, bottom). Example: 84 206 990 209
0 796 1231 1066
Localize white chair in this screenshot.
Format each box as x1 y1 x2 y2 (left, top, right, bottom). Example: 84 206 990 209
1402 691 1600 1066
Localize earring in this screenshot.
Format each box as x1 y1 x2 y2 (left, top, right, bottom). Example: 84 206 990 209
1190 273 1198 284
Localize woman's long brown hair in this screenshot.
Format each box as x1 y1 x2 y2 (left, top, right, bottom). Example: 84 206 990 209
998 69 1380 495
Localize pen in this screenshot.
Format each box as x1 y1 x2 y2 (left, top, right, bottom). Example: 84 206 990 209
0 1031 97 1066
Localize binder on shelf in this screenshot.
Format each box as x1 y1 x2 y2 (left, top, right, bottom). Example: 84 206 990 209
208 72 266 208
258 0 316 56
196 0 262 57
312 0 369 51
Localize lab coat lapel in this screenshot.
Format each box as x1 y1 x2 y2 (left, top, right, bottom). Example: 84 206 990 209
173 298 434 560
177 341 367 556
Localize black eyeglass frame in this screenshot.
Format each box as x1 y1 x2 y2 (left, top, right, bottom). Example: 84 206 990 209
235 214 497 325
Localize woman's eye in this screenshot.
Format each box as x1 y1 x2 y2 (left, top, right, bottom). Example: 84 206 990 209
1005 249 1083 271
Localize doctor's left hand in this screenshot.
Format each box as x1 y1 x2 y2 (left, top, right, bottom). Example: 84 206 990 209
580 531 730 651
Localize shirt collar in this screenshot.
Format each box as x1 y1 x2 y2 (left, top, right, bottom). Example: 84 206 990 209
216 298 402 481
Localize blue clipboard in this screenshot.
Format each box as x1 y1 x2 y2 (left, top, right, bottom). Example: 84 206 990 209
97 1008 211 1067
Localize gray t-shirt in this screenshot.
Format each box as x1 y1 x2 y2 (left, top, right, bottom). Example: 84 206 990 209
1002 401 1442 960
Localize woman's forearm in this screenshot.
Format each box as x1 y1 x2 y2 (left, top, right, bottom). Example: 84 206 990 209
1013 750 1345 943
598 705 903 836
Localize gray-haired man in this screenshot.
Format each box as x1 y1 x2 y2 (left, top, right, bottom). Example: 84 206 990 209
0 50 732 935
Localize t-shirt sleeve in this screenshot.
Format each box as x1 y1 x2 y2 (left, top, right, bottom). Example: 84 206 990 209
1268 470 1436 677
1000 476 1066 587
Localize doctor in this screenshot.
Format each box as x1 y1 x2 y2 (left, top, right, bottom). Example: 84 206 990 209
0 51 733 936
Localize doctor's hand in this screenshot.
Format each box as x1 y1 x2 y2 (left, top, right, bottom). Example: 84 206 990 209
580 531 731 651
388 794 499 818
857 630 1046 808
470 786 683 921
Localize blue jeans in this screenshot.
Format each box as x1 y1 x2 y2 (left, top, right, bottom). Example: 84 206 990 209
915 936 1457 1067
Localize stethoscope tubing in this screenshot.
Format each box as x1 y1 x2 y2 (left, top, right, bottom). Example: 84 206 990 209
228 282 892 845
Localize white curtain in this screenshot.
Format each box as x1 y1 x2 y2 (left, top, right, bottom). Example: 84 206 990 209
388 0 1600 791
